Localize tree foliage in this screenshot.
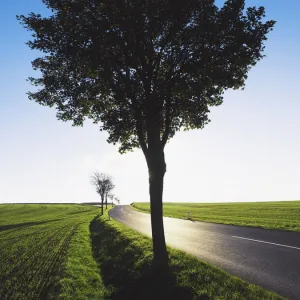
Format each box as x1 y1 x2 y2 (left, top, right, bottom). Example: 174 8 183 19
18 0 275 154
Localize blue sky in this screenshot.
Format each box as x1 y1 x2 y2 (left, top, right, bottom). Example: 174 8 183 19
0 0 299 204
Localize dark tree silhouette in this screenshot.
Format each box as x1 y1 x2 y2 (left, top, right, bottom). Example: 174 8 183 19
91 172 114 215
18 0 275 268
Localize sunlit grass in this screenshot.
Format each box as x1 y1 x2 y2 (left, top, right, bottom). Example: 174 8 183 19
131 201 300 231
0 203 287 299
0 204 101 300
58 220 105 300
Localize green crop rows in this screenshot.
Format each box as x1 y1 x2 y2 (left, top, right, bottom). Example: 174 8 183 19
0 204 99 300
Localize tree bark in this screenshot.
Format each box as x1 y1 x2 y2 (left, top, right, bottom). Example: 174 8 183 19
147 148 169 269
105 193 108 210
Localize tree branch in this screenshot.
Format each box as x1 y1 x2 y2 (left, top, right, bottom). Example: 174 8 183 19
135 109 148 155
115 65 148 155
160 45 176 147
161 97 171 147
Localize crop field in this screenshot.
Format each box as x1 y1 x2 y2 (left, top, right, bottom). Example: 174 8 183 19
0 204 99 300
132 201 300 232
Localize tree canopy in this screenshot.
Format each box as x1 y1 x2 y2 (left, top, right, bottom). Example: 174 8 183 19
18 0 275 154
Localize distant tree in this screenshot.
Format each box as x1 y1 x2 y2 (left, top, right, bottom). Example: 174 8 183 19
90 172 114 215
105 181 115 209
108 193 115 206
18 0 275 269
114 197 121 205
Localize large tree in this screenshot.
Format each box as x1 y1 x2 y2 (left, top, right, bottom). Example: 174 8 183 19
18 0 275 268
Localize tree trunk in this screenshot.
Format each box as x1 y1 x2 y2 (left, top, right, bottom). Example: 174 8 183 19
105 193 108 210
142 95 169 268
101 197 104 215
147 149 169 269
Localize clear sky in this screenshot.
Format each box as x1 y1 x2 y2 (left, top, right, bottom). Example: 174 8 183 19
0 1 299 204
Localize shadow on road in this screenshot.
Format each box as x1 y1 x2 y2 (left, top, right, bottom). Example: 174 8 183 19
89 217 194 300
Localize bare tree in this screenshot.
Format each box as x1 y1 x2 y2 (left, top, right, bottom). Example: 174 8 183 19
108 193 115 207
91 172 114 215
105 180 114 209
114 197 120 205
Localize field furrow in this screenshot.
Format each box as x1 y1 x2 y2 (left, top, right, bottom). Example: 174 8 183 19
0 204 99 300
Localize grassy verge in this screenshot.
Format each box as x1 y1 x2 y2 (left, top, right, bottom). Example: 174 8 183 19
90 211 284 300
131 201 300 231
58 216 105 300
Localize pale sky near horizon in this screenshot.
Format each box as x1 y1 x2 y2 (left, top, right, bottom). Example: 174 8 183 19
0 1 299 204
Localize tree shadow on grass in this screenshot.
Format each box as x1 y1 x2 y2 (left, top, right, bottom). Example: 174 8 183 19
90 217 193 300
0 218 64 233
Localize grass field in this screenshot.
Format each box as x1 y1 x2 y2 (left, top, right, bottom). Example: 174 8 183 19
90 212 283 299
0 204 103 300
131 201 300 231
0 204 285 299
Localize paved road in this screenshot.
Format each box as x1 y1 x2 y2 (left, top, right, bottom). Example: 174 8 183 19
110 205 300 300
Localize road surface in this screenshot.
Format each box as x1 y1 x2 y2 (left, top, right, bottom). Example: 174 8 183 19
110 205 300 300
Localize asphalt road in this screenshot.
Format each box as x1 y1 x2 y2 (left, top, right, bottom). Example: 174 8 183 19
110 205 300 300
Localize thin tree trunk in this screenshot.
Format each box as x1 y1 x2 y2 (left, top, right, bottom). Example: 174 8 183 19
101 197 104 215
147 149 169 269
105 193 108 209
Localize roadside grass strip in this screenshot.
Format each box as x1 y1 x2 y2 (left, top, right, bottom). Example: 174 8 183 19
90 212 284 300
132 201 300 232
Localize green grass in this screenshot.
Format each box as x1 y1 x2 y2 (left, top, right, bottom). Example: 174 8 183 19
90 211 284 300
0 204 102 300
131 201 300 231
0 203 286 299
